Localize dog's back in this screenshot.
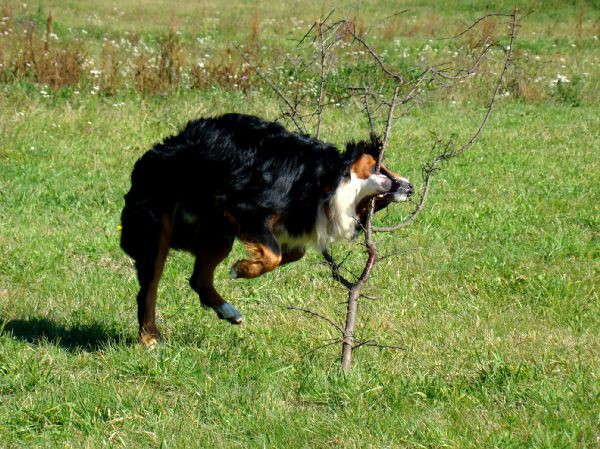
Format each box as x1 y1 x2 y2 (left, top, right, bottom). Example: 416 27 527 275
121 113 343 258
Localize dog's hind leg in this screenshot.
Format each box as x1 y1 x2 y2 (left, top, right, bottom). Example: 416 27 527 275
189 236 242 324
135 213 172 346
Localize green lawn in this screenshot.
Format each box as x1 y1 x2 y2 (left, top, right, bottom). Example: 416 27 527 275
0 1 598 448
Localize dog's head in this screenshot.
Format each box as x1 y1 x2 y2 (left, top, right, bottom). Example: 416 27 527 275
342 138 413 216
318 136 413 246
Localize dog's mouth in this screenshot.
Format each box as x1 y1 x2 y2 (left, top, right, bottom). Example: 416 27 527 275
377 177 413 202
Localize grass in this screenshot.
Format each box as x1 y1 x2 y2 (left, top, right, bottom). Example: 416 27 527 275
0 1 599 448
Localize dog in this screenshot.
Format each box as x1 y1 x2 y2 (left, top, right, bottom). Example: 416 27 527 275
120 113 412 345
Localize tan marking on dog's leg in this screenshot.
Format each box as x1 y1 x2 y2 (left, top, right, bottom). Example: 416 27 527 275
138 213 172 346
231 243 282 279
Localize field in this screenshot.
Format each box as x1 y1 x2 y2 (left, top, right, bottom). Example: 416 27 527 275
0 0 599 447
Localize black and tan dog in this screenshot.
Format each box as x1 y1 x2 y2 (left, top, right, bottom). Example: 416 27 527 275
120 113 412 345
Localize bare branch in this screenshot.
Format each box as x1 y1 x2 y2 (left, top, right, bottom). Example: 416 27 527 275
287 306 344 335
433 36 493 81
363 85 376 135
439 13 512 41
363 9 411 36
378 83 401 168
373 140 446 232
301 339 341 357
322 250 355 289
447 14 517 159
342 21 405 84
341 188 378 371
354 340 407 351
315 21 327 139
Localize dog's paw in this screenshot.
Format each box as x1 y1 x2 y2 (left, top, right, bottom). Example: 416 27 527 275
229 264 239 279
139 332 160 348
214 302 243 324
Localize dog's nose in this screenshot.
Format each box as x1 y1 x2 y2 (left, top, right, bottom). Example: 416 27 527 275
399 180 413 197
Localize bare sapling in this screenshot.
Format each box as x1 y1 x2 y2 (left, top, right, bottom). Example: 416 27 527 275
241 9 518 371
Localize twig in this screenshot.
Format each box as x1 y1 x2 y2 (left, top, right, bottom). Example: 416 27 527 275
378 83 401 168
301 339 341 357
322 250 354 289
342 20 405 84
373 140 446 232
363 84 375 135
363 10 411 36
354 340 407 351
315 21 327 139
439 13 512 40
287 306 344 335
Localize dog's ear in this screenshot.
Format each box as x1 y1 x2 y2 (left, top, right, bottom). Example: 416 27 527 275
343 141 363 160
344 134 383 162
368 133 383 155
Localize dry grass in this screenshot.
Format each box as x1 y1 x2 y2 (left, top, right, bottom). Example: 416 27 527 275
0 3 598 109
4 13 85 89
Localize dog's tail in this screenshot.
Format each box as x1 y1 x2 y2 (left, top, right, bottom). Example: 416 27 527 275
120 149 173 260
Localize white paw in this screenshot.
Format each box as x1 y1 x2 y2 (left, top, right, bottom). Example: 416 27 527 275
214 303 243 324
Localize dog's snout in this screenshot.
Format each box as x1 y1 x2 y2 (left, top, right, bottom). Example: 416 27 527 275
393 178 413 196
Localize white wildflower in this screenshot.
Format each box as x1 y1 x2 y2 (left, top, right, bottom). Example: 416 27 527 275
549 74 570 87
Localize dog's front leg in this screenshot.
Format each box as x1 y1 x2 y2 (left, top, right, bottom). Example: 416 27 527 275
189 236 243 324
230 230 282 279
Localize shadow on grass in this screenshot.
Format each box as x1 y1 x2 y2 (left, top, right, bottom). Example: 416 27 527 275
0 317 134 352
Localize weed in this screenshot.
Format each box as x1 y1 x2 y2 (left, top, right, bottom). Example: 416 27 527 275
99 41 120 95
552 74 583 106
250 10 261 43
